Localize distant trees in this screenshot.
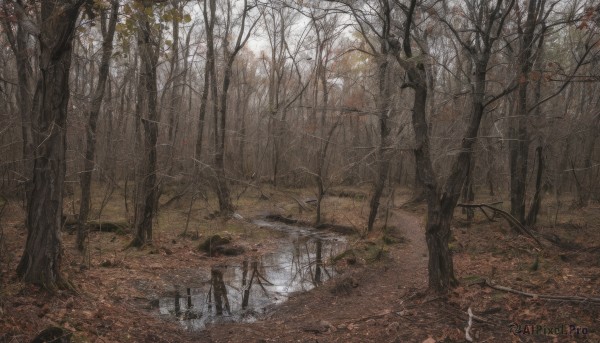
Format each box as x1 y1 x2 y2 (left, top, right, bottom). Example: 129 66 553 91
0 0 598 291
508 0 599 224
0 0 35 205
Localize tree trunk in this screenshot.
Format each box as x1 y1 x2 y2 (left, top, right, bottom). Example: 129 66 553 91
314 120 339 225
367 160 388 230
316 178 324 224
1 7 35 206
16 1 82 288
77 1 119 251
367 51 392 231
131 1 159 247
510 0 539 224
195 32 215 161
425 200 456 291
194 0 213 162
525 146 543 226
410 74 458 292
167 1 181 145
314 37 334 224
461 160 475 223
210 0 255 214
215 57 234 214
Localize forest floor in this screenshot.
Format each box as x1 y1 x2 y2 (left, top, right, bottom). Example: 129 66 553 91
0 185 599 342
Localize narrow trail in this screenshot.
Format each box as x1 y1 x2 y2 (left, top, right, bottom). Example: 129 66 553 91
389 209 429 289
202 208 431 342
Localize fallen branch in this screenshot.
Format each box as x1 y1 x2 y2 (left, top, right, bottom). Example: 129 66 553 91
315 222 356 235
479 279 600 304
64 219 130 234
268 188 316 212
161 183 192 208
457 202 502 222
265 214 299 225
457 203 542 247
86 220 129 234
288 194 315 212
345 309 392 324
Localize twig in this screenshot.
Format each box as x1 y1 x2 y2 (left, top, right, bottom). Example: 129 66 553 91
465 307 474 342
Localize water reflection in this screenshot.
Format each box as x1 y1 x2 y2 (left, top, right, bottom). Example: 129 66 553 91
210 267 230 315
159 225 346 330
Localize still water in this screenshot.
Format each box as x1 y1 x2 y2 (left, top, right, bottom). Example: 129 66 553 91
158 219 347 330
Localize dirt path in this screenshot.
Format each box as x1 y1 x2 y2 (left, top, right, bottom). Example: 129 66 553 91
200 208 432 342
389 210 429 288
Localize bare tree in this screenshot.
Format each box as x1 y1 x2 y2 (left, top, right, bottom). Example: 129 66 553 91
509 0 547 225
195 0 214 162
77 0 119 251
131 0 160 247
1 0 35 204
204 0 259 214
338 0 396 231
389 0 516 292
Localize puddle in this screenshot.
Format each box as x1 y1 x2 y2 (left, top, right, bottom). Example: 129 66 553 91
158 219 348 330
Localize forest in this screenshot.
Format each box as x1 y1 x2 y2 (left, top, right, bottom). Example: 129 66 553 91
0 0 599 342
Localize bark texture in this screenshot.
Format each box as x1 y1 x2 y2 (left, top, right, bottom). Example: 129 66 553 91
16 0 82 288
131 1 159 247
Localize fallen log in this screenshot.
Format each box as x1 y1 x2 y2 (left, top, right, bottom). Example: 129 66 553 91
265 214 298 225
315 223 356 235
86 220 130 234
64 219 130 235
456 203 542 247
329 189 367 200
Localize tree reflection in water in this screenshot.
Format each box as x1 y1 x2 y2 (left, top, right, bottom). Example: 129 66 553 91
209 267 230 315
171 286 200 321
158 230 346 330
242 260 277 310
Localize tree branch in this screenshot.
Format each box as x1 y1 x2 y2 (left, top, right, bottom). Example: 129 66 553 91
478 279 600 304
